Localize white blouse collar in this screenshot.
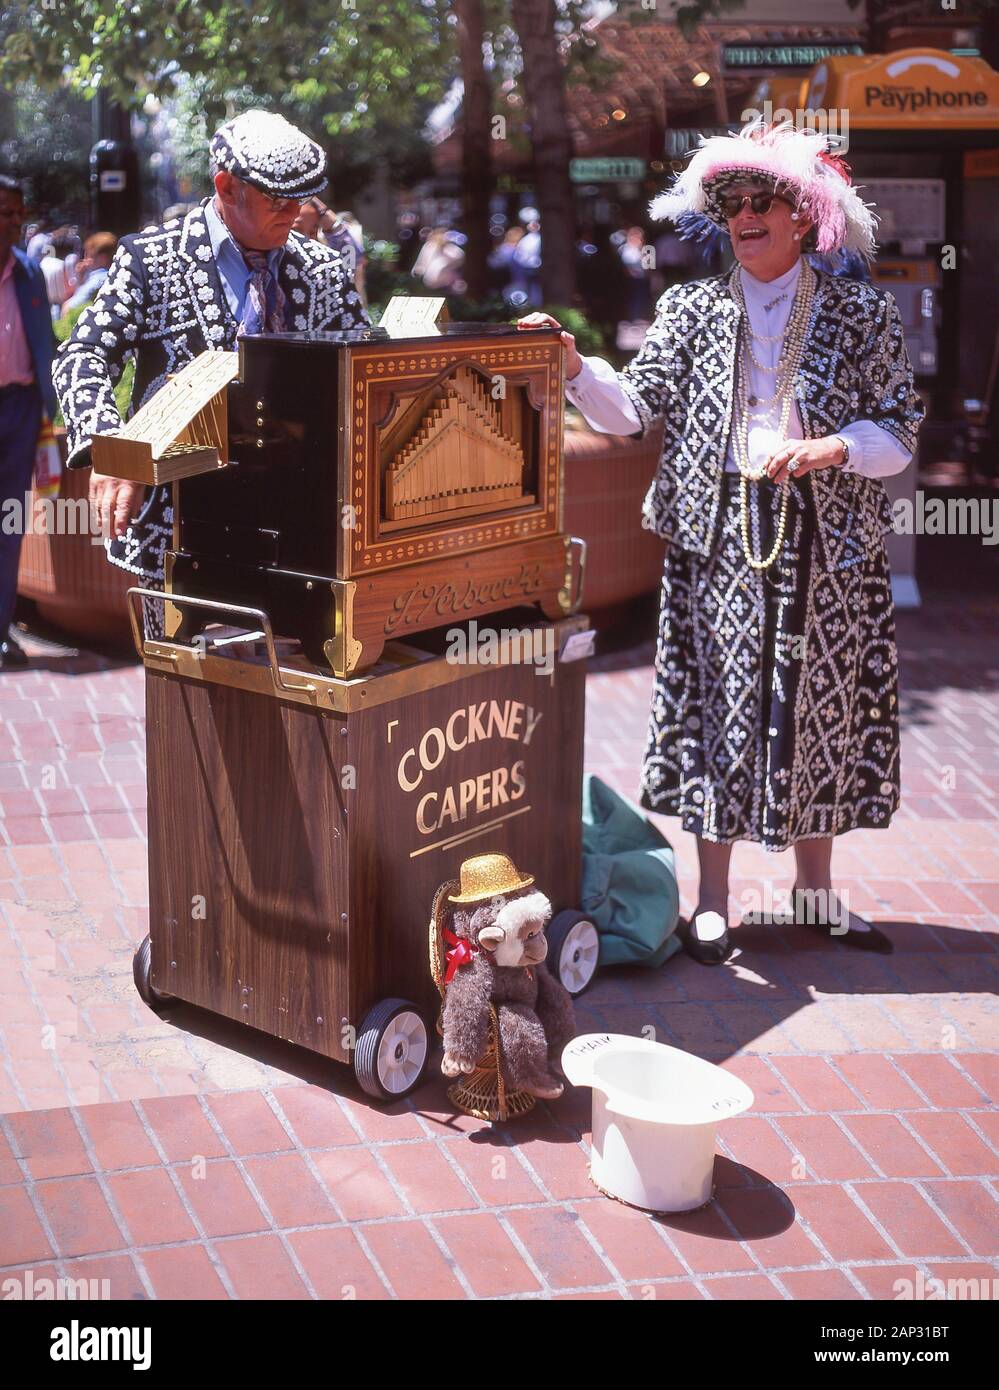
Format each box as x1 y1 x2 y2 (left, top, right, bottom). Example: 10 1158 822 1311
739 255 803 301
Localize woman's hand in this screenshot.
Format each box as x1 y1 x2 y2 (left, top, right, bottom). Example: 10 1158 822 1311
765 435 847 484
515 311 582 380
89 471 145 540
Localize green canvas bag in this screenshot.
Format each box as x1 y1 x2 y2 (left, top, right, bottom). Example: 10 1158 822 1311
581 773 682 969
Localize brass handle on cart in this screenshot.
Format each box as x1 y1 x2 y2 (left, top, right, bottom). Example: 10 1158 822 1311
125 588 318 696
559 535 587 614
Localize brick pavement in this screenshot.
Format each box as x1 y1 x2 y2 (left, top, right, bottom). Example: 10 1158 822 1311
0 596 997 1299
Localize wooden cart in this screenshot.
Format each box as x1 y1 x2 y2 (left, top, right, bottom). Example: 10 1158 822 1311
103 320 601 1098
129 595 600 1100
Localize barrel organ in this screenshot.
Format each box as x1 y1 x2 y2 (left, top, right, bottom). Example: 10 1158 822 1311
92 324 581 677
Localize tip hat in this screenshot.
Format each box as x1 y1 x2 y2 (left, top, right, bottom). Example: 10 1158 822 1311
447 853 535 905
210 109 327 201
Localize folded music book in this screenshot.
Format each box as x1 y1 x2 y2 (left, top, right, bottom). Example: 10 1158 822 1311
91 351 240 484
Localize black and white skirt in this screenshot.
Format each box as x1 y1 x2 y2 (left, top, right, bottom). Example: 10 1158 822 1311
106 484 173 640
639 473 900 850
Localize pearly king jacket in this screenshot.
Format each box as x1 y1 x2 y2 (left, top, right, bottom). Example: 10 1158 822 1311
607 263 925 573
52 198 369 580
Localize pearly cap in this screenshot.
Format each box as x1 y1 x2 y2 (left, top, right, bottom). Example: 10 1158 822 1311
210 109 327 201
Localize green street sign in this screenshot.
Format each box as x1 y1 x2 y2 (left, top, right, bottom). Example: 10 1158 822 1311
722 42 864 71
570 157 647 183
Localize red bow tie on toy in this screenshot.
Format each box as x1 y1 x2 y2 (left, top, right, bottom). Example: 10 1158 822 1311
443 929 479 985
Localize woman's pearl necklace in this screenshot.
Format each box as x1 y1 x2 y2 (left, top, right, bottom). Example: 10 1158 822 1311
730 262 816 571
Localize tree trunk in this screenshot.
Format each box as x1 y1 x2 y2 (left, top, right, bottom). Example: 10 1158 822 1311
509 0 577 306
454 0 492 301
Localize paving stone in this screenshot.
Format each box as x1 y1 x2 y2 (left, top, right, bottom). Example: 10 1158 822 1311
34 1175 127 1258
361 1219 467 1299
0 598 997 1297
286 1227 388 1300
141 1243 230 1299
212 1233 310 1299
434 1212 543 1297
855 1181 967 1258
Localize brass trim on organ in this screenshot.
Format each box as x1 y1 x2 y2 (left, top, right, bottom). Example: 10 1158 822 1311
383 364 534 528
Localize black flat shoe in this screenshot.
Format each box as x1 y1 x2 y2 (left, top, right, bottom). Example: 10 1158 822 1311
790 889 893 954
678 911 733 966
799 917 894 953
0 632 28 670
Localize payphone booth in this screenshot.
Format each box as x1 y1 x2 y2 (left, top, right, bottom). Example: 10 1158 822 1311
801 48 999 602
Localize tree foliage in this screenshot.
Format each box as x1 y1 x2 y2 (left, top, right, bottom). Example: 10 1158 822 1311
2 0 622 138
0 77 92 212
1 1 453 128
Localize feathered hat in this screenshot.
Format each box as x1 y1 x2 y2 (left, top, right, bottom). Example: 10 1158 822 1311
649 116 878 261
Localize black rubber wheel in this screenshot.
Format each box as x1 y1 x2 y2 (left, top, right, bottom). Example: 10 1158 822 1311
132 935 176 1009
545 910 601 997
353 998 430 1101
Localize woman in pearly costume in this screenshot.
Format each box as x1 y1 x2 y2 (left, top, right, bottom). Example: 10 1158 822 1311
520 119 925 962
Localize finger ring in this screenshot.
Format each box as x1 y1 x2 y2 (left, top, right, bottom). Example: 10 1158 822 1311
786 458 800 474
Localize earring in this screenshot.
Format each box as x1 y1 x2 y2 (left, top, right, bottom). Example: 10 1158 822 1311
792 233 800 240
790 212 799 221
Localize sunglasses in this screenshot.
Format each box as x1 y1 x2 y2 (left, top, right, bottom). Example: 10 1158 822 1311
718 190 794 219
255 186 306 210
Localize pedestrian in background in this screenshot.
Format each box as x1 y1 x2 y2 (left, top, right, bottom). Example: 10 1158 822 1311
0 174 58 670
618 225 653 323
61 232 118 316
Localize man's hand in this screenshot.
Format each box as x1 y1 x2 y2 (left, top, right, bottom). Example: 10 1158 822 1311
765 435 847 484
515 311 582 381
89 471 145 541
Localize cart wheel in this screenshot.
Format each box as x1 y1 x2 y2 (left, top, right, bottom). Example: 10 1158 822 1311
546 910 600 997
354 999 430 1101
132 935 176 1009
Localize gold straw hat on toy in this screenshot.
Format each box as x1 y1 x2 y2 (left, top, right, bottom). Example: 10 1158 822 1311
447 853 534 904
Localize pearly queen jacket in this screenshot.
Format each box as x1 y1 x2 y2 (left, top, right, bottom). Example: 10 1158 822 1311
616 263 925 572
52 198 369 581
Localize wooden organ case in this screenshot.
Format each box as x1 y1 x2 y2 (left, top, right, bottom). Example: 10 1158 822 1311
95 323 583 677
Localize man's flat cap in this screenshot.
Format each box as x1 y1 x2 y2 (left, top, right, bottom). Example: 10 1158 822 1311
210 109 327 200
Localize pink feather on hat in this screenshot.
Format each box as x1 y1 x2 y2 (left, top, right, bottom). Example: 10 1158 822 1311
649 115 879 261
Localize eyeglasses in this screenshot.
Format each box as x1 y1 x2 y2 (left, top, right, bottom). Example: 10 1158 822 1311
717 190 793 219
256 187 305 210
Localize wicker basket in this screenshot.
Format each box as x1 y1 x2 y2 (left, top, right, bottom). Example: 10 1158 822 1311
428 879 535 1123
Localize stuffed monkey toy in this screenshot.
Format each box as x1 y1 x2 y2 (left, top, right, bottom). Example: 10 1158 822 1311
439 854 576 1100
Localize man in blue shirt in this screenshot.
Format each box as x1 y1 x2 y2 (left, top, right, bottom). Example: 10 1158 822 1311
54 110 368 616
203 194 286 322
0 174 57 670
